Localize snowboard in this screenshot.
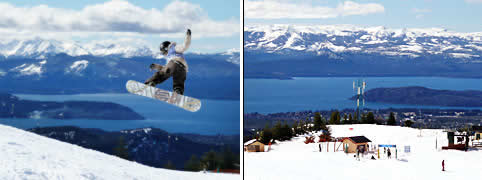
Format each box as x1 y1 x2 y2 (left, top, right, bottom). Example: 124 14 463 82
126 80 201 112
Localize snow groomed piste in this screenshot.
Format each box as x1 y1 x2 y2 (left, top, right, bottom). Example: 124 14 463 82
244 124 482 180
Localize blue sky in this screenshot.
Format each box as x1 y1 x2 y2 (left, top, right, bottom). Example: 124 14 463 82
245 0 482 32
0 0 240 53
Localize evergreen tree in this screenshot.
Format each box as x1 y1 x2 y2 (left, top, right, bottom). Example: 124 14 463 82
329 111 341 124
306 116 314 132
329 111 336 124
272 121 282 140
354 111 359 123
360 113 367 124
313 112 322 131
184 155 201 171
292 121 299 135
323 126 332 139
343 114 348 124
388 112 396 125
320 117 328 131
404 120 414 127
366 112 375 124
348 113 353 124
201 150 218 170
243 134 254 143
375 116 385 125
221 147 236 169
282 122 292 140
299 119 305 133
113 136 129 160
260 124 273 144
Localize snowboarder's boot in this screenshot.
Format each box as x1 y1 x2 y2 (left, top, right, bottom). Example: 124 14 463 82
173 87 184 95
145 81 156 87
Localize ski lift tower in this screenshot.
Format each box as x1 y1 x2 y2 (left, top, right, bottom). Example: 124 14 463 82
353 79 367 121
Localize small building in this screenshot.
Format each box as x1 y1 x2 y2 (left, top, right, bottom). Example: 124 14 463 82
244 139 265 152
342 136 372 153
473 126 482 140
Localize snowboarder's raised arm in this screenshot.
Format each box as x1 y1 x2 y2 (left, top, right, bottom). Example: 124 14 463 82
175 29 191 53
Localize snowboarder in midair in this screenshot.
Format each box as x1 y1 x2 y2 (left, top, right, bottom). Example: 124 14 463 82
144 29 191 95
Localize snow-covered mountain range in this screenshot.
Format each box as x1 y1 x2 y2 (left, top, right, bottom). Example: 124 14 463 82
245 24 482 59
0 124 238 179
0 38 154 58
0 38 240 99
0 37 240 64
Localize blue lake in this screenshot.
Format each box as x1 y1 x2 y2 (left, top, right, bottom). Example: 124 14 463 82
245 77 482 114
1 93 240 135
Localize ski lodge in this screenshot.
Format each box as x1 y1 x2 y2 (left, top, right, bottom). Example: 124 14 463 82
244 139 265 152
341 136 372 153
474 126 482 140
473 126 482 147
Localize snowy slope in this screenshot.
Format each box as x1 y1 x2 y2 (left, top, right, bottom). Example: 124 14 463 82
245 24 482 59
245 124 482 180
0 124 238 180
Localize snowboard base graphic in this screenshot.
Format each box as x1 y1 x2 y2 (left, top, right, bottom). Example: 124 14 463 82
126 80 201 112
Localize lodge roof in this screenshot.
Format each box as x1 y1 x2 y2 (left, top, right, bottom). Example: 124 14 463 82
244 139 263 146
346 136 372 143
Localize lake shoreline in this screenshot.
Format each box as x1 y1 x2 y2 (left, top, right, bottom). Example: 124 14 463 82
245 77 482 114
2 93 240 135
355 86 482 107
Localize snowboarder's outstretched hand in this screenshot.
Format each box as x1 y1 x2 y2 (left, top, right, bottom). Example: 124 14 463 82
187 29 191 36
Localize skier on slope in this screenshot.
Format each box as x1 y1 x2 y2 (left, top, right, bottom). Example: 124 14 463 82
144 29 191 95
442 160 445 171
387 148 392 159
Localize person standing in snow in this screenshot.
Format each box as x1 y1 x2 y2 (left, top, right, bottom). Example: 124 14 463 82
442 160 445 171
387 148 392 159
144 29 191 95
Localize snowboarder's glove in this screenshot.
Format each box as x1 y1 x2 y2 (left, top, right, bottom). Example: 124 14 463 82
187 29 191 36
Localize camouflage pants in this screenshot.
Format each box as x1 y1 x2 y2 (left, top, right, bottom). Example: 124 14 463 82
145 61 186 95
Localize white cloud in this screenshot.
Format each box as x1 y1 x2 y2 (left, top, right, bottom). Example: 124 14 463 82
412 8 431 19
465 0 482 3
245 0 384 19
0 0 238 38
411 8 431 13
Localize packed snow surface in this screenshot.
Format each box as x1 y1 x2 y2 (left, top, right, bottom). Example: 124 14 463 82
0 124 238 180
68 60 89 73
11 63 44 76
244 124 482 180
